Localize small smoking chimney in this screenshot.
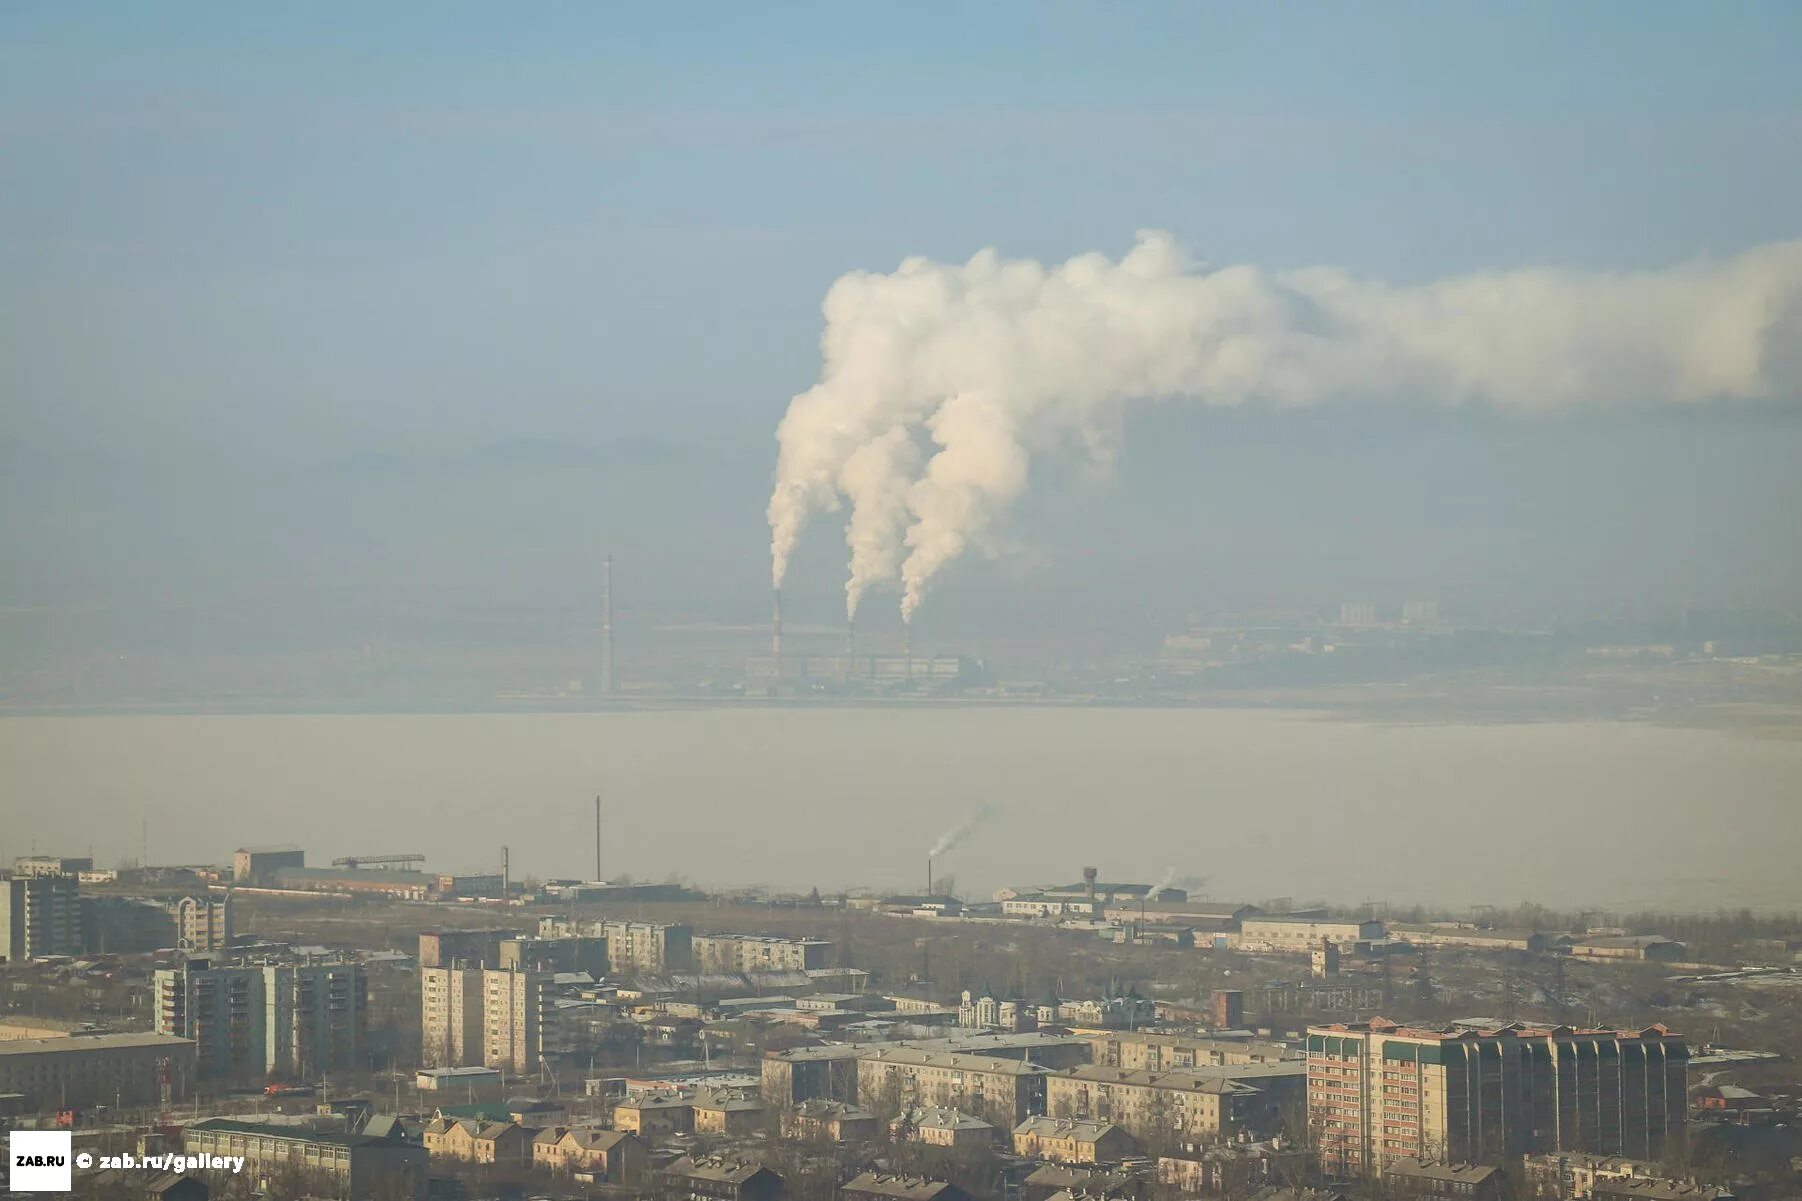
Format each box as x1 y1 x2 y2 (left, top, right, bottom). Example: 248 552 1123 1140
772 589 784 672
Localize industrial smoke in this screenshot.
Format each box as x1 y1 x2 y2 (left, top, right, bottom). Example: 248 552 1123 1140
767 232 1802 621
929 805 997 861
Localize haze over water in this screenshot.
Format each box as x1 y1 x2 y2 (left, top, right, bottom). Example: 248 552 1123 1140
3 709 1796 914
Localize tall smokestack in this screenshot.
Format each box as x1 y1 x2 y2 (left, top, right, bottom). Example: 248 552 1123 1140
594 795 602 882
844 618 855 683
502 845 510 899
600 554 615 696
903 620 913 681
927 856 933 897
772 589 784 674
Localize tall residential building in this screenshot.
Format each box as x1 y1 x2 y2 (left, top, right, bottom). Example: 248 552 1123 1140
155 960 262 1077
1 874 82 962
266 962 365 1079
421 965 485 1068
174 895 233 952
597 920 692 973
693 933 832 974
482 968 556 1075
1306 1019 1687 1178
154 958 367 1078
418 929 507 969
423 965 557 1075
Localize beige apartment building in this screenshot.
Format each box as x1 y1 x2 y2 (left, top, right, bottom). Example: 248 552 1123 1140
482 967 555 1075
1086 1032 1297 1072
857 1047 1051 1131
1012 1115 1139 1162
173 895 233 952
692 933 833 974
422 964 555 1074
1046 1063 1304 1145
1307 1019 1687 1178
421 965 486 1068
599 920 693 973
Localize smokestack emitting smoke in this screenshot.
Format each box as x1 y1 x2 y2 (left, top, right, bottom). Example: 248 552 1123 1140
929 805 996 861
768 233 1802 620
772 589 784 665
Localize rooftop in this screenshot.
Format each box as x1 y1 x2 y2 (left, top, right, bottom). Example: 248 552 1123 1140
187 1117 400 1150
1384 1160 1503 1185
845 1172 966 1201
1014 1116 1124 1140
1310 1017 1682 1041
0 1032 194 1057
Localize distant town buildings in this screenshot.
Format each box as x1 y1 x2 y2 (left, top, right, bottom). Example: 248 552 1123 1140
1237 917 1385 953
232 845 306 883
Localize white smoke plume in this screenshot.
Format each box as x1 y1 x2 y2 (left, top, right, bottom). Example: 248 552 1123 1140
1149 866 1177 897
767 232 1802 620
929 804 997 860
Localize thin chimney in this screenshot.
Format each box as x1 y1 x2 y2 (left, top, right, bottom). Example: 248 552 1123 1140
772 589 784 673
601 554 615 696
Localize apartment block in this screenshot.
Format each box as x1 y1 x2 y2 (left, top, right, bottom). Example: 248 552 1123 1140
1086 1032 1297 1072
693 933 833 974
599 920 693 973
857 1047 1051 1131
1307 1019 1687 1178
174 895 234 952
154 958 367 1078
1046 1063 1305 1145
422 966 486 1068
1 874 82 962
266 962 365 1078
482 967 557 1075
419 929 507 969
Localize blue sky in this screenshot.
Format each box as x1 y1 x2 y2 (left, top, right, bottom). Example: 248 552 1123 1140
2 4 1800 647
6 3 1801 455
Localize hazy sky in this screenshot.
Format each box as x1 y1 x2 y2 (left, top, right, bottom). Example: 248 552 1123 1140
4 4 1801 663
